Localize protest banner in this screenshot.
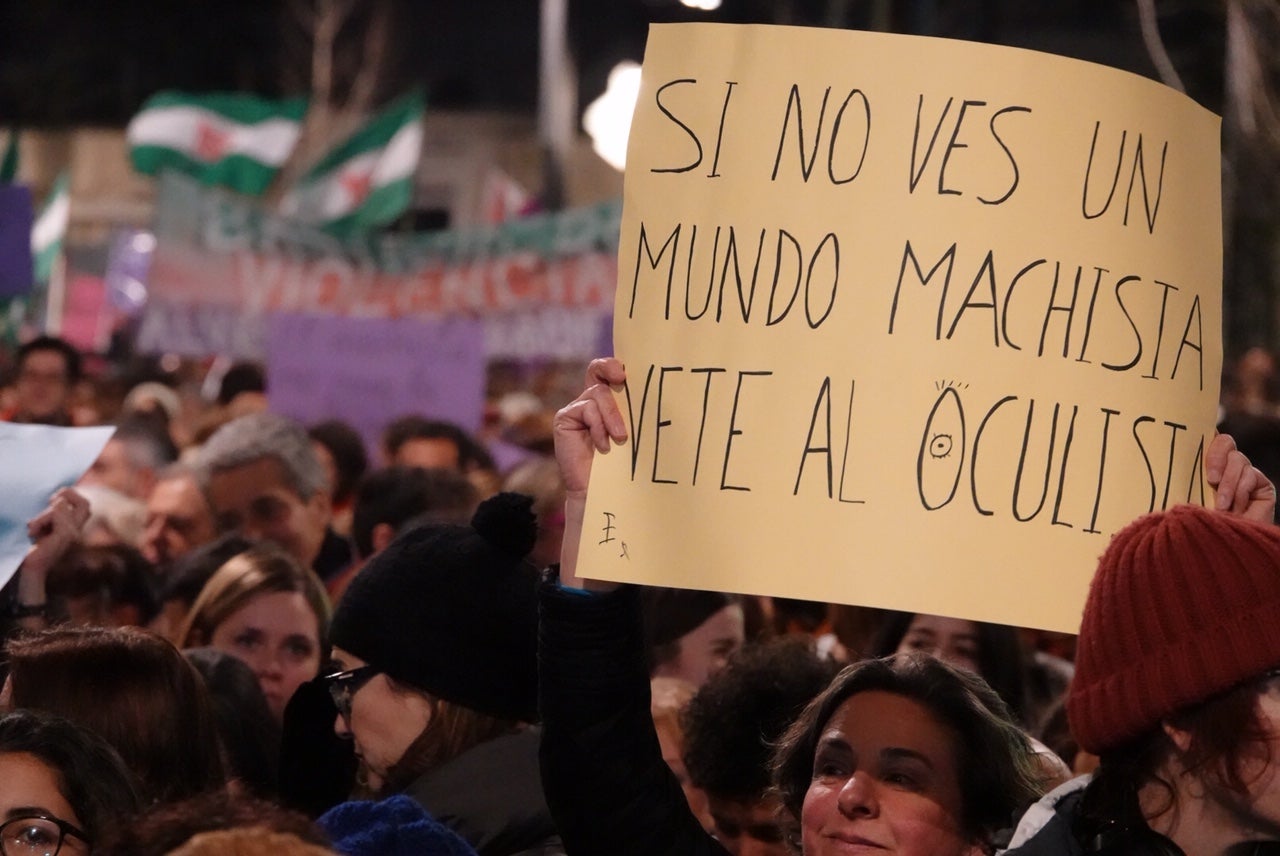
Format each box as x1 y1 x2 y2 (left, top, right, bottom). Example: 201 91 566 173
136 172 620 361
579 24 1223 633
266 312 486 454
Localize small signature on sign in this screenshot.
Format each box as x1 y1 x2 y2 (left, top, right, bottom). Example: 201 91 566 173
599 512 629 559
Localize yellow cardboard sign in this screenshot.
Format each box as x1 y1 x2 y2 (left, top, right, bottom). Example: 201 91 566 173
582 23 1222 633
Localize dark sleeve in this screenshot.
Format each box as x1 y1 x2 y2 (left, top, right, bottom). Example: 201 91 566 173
538 581 728 856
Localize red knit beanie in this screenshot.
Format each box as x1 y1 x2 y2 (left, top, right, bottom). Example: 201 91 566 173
1067 504 1280 754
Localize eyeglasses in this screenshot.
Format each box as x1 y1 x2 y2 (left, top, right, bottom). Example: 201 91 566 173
324 665 380 720
1 813 90 856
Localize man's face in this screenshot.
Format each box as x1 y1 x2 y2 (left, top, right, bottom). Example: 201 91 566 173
392 437 461 470
81 439 147 499
709 794 789 856
14 349 71 422
140 473 217 566
206 457 330 568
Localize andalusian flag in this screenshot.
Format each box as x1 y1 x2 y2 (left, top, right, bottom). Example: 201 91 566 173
279 91 424 233
127 92 307 196
32 172 69 284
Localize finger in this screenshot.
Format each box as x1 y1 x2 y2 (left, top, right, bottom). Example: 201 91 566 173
1215 450 1249 511
1234 466 1272 515
555 398 613 454
584 357 626 391
580 383 628 442
1205 433 1236 484
1247 474 1278 524
579 399 614 454
26 508 55 540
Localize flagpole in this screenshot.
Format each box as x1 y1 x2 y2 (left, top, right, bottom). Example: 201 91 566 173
539 0 575 211
45 252 67 336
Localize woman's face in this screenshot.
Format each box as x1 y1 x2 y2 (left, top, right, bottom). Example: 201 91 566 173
895 615 981 675
801 691 984 856
654 604 746 689
330 647 434 794
1218 681 1280 839
0 752 89 856
209 590 321 720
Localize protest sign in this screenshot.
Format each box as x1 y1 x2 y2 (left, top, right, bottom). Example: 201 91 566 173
0 424 115 590
0 184 33 297
266 313 487 455
137 173 620 361
580 24 1222 633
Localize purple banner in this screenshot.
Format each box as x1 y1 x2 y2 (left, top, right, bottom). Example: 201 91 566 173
266 313 487 455
0 185 33 298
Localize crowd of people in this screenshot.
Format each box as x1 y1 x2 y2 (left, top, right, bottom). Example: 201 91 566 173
1 336 1280 856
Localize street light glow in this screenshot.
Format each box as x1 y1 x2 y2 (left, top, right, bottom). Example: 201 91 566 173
583 60 642 172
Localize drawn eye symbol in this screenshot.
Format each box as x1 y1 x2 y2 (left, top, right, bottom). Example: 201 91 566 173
918 386 966 511
930 433 953 459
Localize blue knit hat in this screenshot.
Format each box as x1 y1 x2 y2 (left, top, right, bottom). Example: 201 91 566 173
319 794 477 856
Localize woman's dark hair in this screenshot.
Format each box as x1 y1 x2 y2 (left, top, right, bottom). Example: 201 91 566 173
216 361 266 406
160 533 256 608
0 710 142 845
5 625 227 804
773 653 1042 852
380 689 516 795
46 543 160 626
682 638 839 803
868 611 1032 726
185 647 281 799
308 420 369 506
1075 683 1273 853
95 790 329 856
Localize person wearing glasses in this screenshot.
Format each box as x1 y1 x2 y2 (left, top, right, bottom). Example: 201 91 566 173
320 492 561 856
1003 503 1280 856
2 336 81 426
0 709 140 856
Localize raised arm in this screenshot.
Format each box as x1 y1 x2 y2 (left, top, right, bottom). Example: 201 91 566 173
551 357 629 591
539 357 727 856
12 487 90 631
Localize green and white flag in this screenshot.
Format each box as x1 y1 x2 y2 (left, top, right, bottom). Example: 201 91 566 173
32 172 69 284
279 91 424 233
127 91 308 196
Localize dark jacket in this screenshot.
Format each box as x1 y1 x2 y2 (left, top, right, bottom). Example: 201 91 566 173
1001 777 1280 856
407 727 564 856
999 777 1089 856
538 580 728 856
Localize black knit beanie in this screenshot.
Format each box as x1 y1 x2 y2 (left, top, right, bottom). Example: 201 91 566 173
330 492 540 722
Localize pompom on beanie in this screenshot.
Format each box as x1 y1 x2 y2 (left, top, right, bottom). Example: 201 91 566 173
1067 504 1280 754
329 492 540 723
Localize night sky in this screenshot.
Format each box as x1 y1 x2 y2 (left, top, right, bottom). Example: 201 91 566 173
0 0 1227 127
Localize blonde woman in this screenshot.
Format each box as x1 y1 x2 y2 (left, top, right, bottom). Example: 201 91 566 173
179 545 331 720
